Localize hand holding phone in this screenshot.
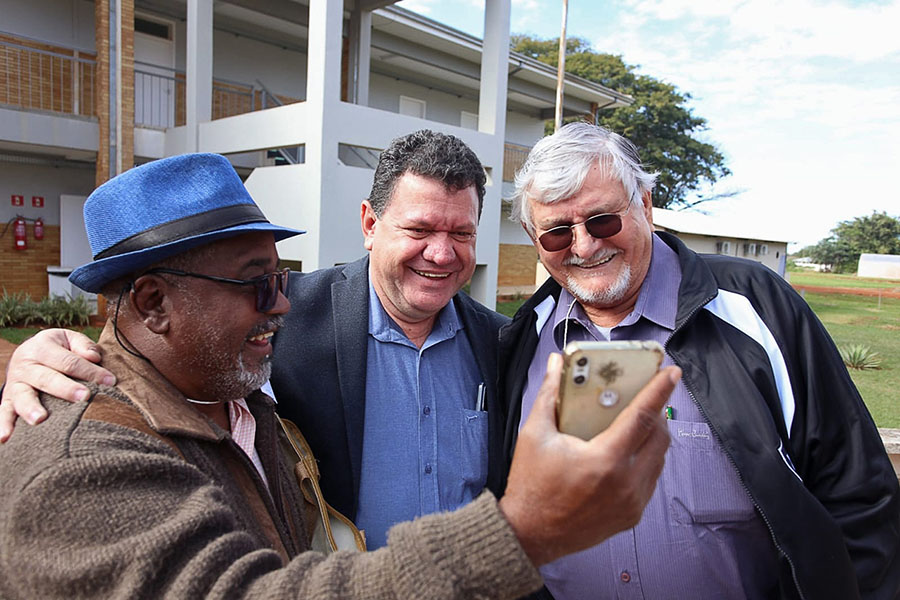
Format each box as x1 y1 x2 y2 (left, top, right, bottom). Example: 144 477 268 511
558 341 665 440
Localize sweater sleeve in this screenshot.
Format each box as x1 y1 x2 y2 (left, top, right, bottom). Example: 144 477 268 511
1 420 542 600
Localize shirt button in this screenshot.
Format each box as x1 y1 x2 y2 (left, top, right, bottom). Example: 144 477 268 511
424 464 432 474
620 571 631 583
423 406 431 415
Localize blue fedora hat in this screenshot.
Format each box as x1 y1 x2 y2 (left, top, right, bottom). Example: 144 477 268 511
69 153 304 293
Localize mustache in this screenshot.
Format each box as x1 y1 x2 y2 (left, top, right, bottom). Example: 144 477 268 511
563 250 617 267
247 315 285 339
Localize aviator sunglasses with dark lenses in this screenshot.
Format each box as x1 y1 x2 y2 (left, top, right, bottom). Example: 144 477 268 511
537 200 634 252
142 267 291 312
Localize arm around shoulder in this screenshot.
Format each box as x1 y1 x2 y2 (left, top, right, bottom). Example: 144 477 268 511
0 415 542 600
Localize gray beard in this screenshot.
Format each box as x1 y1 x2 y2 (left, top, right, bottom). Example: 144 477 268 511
181 296 281 400
565 262 632 307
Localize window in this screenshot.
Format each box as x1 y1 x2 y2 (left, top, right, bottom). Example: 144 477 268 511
460 111 478 130
760 244 769 256
135 17 171 40
399 96 426 119
717 241 732 255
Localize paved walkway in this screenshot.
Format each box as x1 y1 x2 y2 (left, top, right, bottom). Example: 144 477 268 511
0 338 16 386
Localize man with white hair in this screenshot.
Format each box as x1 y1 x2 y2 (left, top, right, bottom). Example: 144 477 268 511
498 122 899 599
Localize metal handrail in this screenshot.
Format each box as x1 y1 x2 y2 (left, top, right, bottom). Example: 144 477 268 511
1 39 96 64
255 79 285 109
0 35 96 117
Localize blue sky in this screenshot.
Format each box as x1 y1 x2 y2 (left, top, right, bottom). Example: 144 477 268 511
398 0 900 250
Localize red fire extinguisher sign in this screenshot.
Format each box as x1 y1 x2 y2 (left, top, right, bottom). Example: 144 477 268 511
32 196 44 208
14 217 27 250
11 195 24 207
34 217 44 240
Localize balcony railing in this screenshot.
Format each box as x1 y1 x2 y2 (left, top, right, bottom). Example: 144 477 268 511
0 33 96 117
135 61 300 129
503 142 531 182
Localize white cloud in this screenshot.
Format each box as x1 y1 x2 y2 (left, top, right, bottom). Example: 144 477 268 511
398 0 900 247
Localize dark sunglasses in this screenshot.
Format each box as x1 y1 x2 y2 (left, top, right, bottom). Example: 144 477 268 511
537 201 634 252
142 267 290 312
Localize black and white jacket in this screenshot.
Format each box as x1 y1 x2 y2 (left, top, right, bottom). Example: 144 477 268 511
498 232 900 600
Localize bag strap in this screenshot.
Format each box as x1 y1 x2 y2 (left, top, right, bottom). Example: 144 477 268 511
277 416 366 552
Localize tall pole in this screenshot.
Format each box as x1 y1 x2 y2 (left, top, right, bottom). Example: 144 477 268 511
554 0 568 132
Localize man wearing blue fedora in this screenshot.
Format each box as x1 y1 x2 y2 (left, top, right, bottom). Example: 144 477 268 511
0 152 680 598
2 130 510 551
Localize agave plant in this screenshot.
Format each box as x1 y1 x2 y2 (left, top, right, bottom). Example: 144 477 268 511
839 344 882 371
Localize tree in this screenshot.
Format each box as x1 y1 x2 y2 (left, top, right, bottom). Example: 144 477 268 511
511 35 731 209
805 212 900 273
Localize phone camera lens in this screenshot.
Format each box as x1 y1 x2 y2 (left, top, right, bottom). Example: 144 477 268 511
576 357 588 367
574 374 585 385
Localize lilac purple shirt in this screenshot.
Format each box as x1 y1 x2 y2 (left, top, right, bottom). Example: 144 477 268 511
520 235 779 599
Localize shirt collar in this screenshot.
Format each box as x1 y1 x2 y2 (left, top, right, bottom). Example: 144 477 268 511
367 279 463 347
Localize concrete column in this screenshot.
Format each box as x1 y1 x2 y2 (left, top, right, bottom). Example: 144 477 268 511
303 0 344 269
478 0 510 137
472 0 511 308
347 8 372 106
186 0 213 152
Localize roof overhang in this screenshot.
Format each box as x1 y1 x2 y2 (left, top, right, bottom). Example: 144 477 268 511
653 207 792 244
134 0 632 116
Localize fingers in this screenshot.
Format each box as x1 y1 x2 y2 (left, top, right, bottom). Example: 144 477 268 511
521 353 563 432
31 342 114 391
596 366 680 452
0 329 115 443
0 397 18 443
62 329 104 363
12 329 115 401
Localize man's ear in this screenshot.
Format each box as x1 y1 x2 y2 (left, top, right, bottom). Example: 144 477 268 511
130 275 171 334
641 190 654 227
361 200 378 251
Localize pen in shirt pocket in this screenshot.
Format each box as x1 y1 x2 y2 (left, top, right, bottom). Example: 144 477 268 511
476 383 486 411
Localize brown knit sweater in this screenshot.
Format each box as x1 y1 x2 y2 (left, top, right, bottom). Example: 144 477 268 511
0 327 542 599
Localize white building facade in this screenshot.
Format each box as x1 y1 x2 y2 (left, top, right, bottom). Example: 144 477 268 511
0 0 630 307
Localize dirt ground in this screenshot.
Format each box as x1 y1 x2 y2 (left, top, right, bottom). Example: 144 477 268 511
792 285 900 299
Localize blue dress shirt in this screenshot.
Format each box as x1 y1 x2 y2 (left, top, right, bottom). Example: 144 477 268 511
355 282 486 548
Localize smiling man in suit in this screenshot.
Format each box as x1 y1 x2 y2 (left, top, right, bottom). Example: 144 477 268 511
265 130 508 548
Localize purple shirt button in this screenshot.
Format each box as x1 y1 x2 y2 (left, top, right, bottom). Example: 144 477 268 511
424 464 432 474
423 406 431 415
620 571 631 583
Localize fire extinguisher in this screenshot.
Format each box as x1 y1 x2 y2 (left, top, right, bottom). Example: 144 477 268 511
33 217 44 240
14 216 27 250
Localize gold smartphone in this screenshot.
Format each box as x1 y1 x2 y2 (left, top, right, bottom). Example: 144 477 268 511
557 340 665 440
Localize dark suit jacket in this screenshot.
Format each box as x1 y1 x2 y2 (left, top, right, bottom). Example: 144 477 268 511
270 256 510 520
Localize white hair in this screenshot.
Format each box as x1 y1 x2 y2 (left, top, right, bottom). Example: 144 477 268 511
511 122 658 234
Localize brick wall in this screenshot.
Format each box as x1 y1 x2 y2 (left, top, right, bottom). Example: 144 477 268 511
498 244 539 287
0 225 60 298
95 0 134 187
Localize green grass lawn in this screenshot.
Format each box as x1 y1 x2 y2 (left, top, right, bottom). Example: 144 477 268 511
0 326 102 345
802 292 900 428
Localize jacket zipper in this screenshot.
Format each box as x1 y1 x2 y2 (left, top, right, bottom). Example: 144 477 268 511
666 297 807 600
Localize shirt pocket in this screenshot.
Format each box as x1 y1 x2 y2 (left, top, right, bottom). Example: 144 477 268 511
459 408 488 490
663 419 757 524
